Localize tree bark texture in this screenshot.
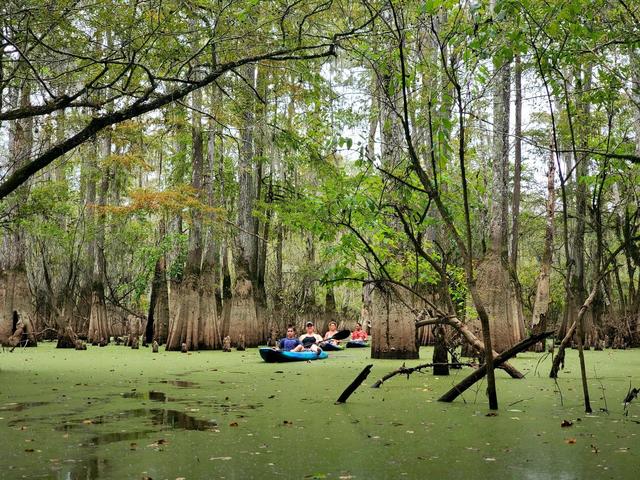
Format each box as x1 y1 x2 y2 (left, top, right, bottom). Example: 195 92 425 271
370 285 419 360
531 148 556 334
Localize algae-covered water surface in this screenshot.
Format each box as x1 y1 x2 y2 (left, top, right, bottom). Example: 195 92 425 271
1 344 638 479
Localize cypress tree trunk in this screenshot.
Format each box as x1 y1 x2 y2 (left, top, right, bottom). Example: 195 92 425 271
146 228 170 345
199 83 223 349
476 55 524 352
573 66 593 411
370 26 418 359
531 147 556 345
510 54 523 274
229 64 262 347
432 325 449 376
370 285 419 360
87 130 111 344
166 77 219 350
0 80 36 345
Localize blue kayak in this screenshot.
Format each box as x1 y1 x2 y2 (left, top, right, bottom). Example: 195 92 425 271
346 340 369 348
322 342 345 351
259 347 328 363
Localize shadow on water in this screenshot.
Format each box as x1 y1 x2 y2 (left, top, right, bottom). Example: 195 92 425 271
57 407 220 437
0 401 49 411
121 390 175 402
157 379 199 387
54 456 108 480
148 408 219 431
87 429 157 446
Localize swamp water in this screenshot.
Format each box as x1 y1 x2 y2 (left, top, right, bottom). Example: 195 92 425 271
0 343 638 479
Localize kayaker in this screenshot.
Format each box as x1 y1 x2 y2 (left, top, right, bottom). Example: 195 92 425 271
324 320 341 344
351 322 368 342
297 321 324 355
278 326 301 351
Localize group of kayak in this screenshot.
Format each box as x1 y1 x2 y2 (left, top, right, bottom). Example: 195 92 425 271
259 320 369 363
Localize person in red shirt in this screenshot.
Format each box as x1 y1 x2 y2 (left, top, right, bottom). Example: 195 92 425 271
351 321 368 341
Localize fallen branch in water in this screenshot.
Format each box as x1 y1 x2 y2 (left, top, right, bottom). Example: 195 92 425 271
623 385 639 416
335 364 373 404
438 331 554 403
371 362 475 388
415 313 524 379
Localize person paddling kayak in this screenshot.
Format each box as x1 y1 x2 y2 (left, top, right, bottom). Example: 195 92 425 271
278 326 301 351
297 321 323 355
324 320 341 345
351 321 368 342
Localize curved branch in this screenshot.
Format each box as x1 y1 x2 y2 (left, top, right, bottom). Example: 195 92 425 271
0 43 336 200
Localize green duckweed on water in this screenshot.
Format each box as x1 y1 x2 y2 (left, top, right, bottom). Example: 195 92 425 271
0 343 638 479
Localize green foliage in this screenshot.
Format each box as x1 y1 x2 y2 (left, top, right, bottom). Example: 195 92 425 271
3 0 639 328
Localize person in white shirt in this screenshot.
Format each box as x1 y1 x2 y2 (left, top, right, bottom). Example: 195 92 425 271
293 321 323 354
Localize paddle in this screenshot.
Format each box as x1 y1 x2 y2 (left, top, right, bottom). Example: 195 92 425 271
301 329 351 348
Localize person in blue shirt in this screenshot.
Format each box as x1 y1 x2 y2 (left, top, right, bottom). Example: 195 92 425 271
278 326 301 351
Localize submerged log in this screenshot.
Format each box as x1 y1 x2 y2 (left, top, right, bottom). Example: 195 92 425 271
438 331 554 403
335 365 373 404
624 387 639 406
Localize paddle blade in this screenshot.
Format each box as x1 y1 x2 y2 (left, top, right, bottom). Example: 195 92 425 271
301 336 316 347
331 329 351 341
